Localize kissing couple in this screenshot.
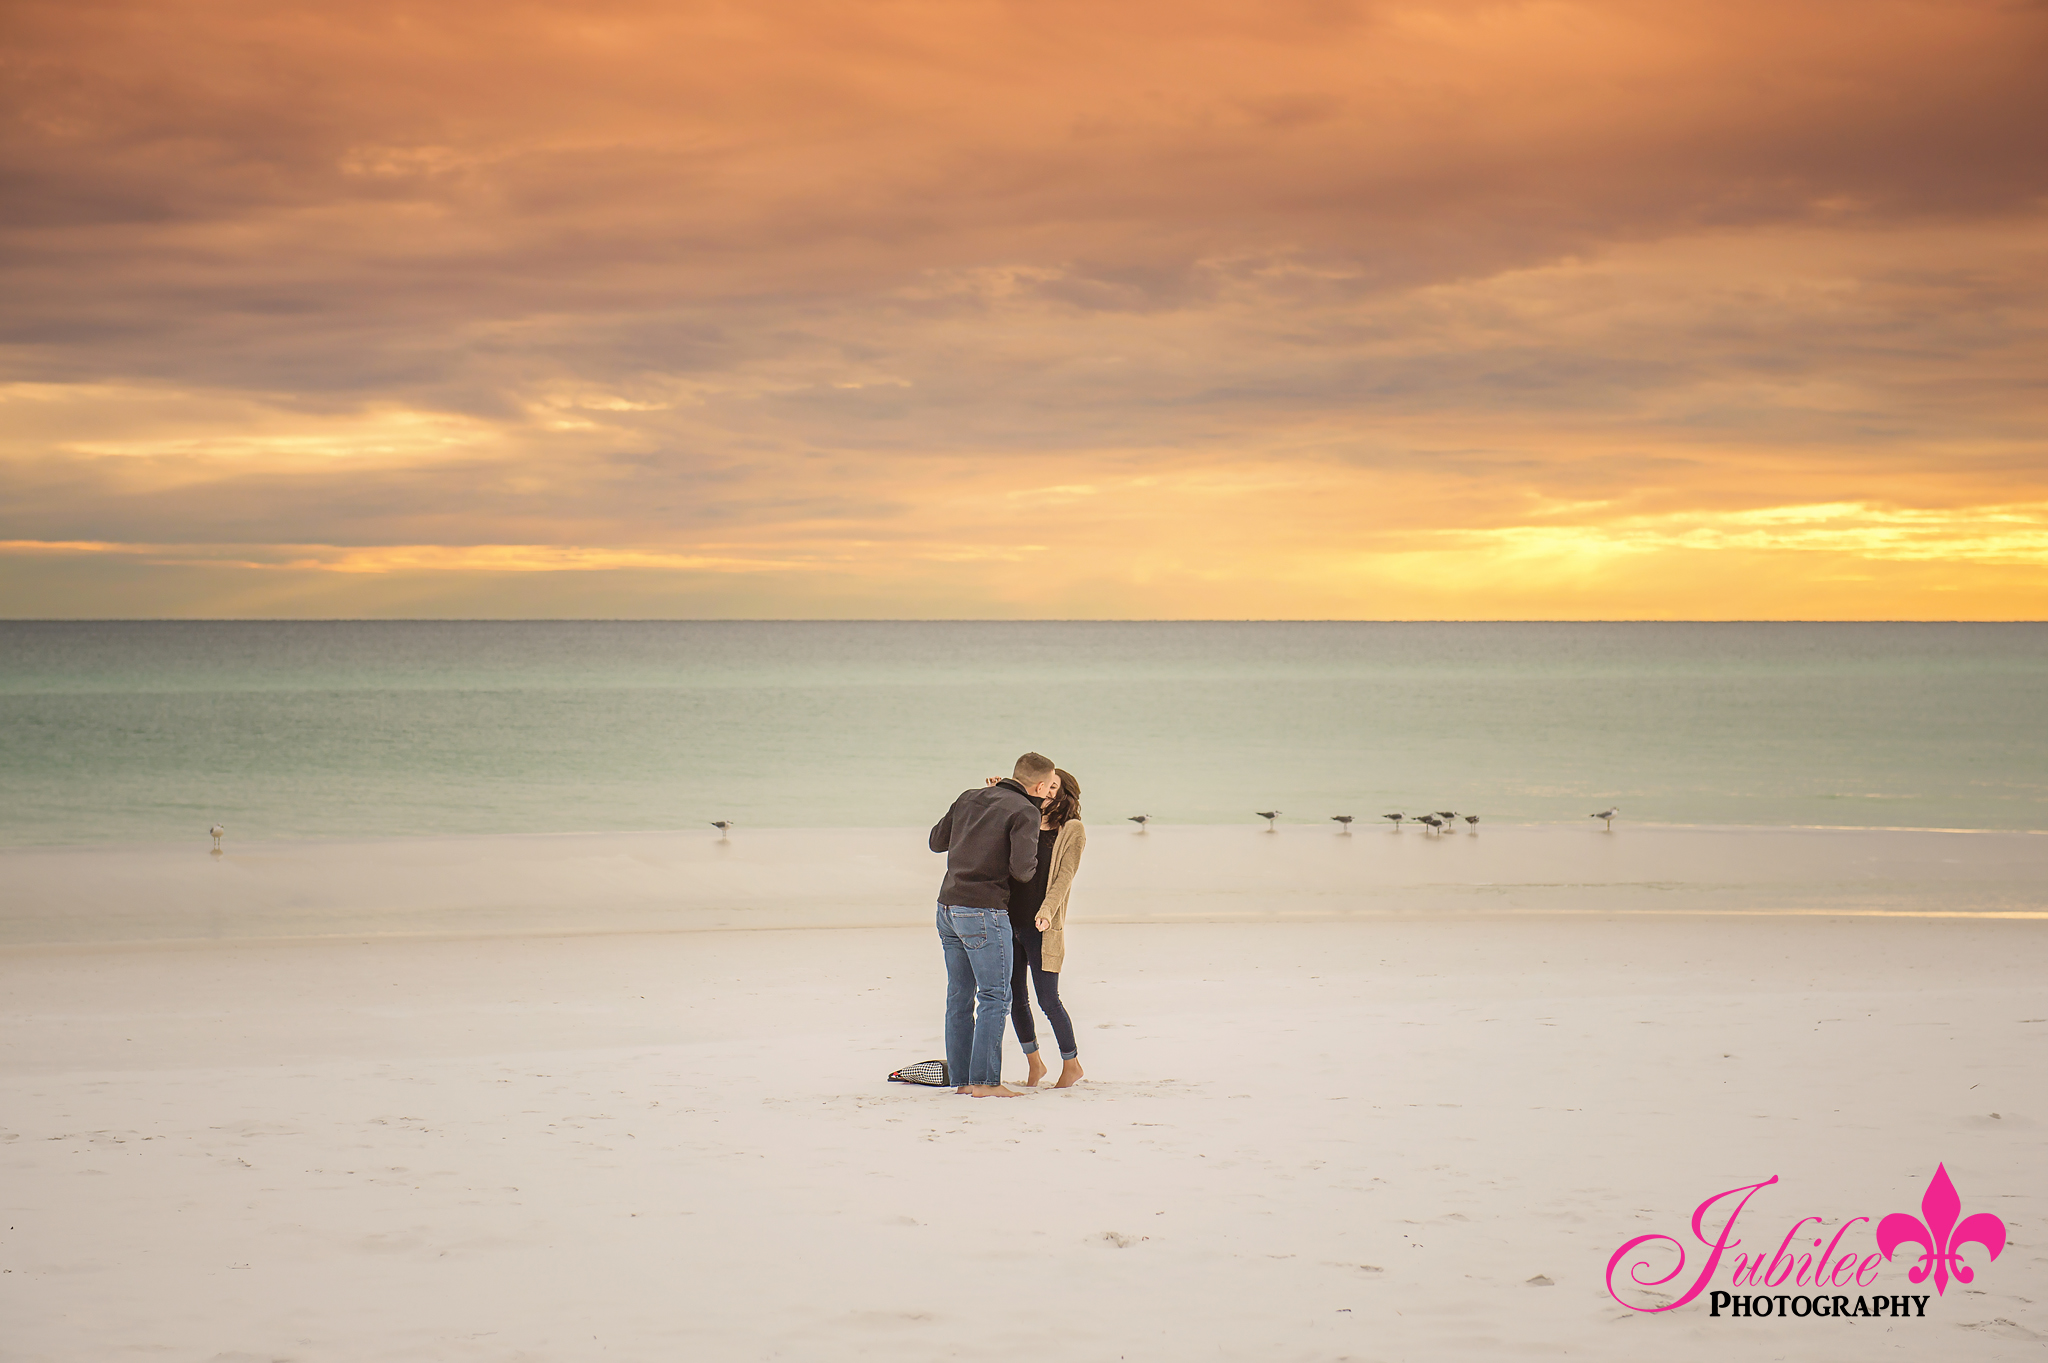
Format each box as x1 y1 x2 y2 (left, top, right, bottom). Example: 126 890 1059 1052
928 752 1088 1097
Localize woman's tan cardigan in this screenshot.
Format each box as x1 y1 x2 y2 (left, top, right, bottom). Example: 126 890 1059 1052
1038 819 1087 972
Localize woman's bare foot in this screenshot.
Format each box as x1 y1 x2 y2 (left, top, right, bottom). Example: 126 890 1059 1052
954 1085 971 1094
967 1084 1019 1098
1024 1053 1048 1087
1054 1059 1084 1088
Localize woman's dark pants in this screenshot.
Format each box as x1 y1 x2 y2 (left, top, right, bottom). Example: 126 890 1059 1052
1009 923 1079 1061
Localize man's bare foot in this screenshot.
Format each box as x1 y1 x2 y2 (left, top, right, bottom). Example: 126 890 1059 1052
954 1085 971 1094
1024 1053 1048 1087
967 1084 1019 1098
1054 1060 1085 1088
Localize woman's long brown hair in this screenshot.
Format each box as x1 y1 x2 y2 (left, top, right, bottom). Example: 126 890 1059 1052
1044 767 1081 828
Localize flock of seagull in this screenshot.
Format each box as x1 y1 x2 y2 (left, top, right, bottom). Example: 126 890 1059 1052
1124 806 1622 833
1371 811 1481 833
1232 809 1479 834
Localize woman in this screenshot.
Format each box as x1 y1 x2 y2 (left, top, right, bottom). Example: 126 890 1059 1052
1008 766 1086 1088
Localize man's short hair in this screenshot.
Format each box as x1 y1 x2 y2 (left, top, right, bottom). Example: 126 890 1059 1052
1012 752 1056 784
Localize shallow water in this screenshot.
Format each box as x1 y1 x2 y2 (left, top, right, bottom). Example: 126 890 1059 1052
2 620 2044 846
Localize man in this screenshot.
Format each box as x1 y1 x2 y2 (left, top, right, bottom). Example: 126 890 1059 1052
929 752 1056 1098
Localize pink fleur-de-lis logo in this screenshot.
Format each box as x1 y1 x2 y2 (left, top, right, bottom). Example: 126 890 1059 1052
1875 1164 2006 1295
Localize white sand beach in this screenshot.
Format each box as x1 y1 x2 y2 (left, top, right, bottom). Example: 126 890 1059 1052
3 827 2044 1360
6 822 2046 946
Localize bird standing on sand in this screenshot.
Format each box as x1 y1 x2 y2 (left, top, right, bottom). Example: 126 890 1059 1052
1127 815 1150 831
711 820 734 839
1256 810 1281 831
1590 807 1619 830
209 824 224 850
1331 815 1354 833
1435 810 1458 827
1464 814 1480 829
1382 813 1404 828
1416 814 1443 833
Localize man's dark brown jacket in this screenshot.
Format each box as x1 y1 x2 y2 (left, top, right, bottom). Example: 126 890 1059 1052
929 778 1042 908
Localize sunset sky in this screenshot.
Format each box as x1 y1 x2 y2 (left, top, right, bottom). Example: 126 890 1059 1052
4 0 2045 618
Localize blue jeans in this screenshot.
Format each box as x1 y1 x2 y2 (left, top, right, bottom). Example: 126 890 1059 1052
936 903 1014 1088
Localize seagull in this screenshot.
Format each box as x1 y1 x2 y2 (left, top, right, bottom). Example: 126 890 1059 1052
1256 810 1281 831
710 820 734 838
1382 813 1404 828
1331 815 1354 833
1435 810 1458 826
209 824 225 850
1590 807 1619 830
1464 814 1480 827
1416 814 1443 833
1127 815 1151 831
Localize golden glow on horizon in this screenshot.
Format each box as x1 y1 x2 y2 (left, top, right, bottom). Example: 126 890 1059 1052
5 491 2044 619
1458 504 2048 568
2 1 2045 618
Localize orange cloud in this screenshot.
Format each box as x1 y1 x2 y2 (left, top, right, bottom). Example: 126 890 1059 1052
2 1 2045 617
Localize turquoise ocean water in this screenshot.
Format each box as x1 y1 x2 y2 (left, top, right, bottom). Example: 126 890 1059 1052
1 621 2044 848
